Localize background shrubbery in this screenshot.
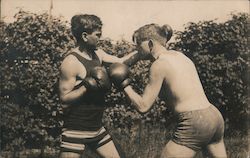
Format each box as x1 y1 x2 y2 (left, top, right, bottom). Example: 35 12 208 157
0 11 75 152
0 10 249 157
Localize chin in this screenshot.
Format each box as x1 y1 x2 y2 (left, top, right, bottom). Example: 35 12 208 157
87 44 97 51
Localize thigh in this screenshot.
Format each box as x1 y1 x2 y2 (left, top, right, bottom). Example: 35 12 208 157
96 140 120 158
59 151 81 158
161 140 196 158
207 139 227 158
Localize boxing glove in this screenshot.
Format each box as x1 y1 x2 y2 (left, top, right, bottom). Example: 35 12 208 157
90 66 111 92
75 77 98 92
109 63 131 89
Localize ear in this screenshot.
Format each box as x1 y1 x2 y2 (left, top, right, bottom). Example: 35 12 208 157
81 32 88 42
148 40 153 52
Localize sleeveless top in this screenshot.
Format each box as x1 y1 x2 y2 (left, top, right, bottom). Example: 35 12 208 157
63 51 106 131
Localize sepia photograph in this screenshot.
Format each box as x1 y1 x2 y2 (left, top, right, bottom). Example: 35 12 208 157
0 0 249 157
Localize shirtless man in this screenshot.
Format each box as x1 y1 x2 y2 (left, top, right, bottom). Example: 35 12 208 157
109 24 227 158
59 14 138 158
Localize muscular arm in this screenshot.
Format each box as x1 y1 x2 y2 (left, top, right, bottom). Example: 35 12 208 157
59 56 87 104
124 61 164 113
96 49 139 65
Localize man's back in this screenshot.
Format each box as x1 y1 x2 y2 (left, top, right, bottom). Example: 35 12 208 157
159 50 210 113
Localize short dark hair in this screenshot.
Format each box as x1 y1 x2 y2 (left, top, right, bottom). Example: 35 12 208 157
133 23 172 46
71 14 102 42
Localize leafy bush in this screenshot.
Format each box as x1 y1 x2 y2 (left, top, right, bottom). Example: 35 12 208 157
0 10 75 150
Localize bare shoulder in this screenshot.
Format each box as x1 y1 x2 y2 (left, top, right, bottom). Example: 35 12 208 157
150 59 168 76
171 50 192 59
153 54 172 68
151 59 164 69
60 54 79 74
167 50 194 65
61 55 78 68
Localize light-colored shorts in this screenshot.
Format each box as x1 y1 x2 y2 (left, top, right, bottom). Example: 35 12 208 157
172 105 224 151
60 127 112 154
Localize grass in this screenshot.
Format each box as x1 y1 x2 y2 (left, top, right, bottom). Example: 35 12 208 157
1 124 248 158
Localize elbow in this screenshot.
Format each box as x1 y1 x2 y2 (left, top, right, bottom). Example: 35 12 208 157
137 102 151 114
59 95 68 104
139 107 150 114
60 96 66 103
117 58 124 64
138 108 148 114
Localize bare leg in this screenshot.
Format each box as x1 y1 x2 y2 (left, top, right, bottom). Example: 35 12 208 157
96 140 120 158
161 140 196 158
207 139 227 158
59 152 81 158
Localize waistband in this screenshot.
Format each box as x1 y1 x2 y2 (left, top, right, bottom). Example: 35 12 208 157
177 104 215 117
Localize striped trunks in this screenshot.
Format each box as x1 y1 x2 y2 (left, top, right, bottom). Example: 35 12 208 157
60 127 112 154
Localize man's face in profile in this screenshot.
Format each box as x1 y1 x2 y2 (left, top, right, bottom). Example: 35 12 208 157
85 29 102 50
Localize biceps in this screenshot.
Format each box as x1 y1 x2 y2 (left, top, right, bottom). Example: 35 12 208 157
59 77 76 95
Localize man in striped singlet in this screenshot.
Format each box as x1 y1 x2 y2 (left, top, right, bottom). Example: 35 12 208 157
58 14 138 158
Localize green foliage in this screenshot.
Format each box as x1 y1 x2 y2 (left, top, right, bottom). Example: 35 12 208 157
171 13 249 131
1 10 75 150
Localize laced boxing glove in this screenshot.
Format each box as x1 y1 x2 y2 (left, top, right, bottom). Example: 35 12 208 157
82 77 99 92
90 66 111 92
109 63 131 89
76 66 111 93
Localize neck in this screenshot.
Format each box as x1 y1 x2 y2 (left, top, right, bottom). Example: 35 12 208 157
78 42 95 57
151 44 166 60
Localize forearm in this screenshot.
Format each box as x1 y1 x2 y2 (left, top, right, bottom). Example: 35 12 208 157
122 51 140 66
100 49 139 66
124 86 150 113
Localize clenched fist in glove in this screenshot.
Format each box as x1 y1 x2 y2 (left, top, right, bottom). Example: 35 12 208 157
109 63 131 90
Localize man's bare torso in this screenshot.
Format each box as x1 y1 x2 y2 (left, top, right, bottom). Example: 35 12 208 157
158 50 210 113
